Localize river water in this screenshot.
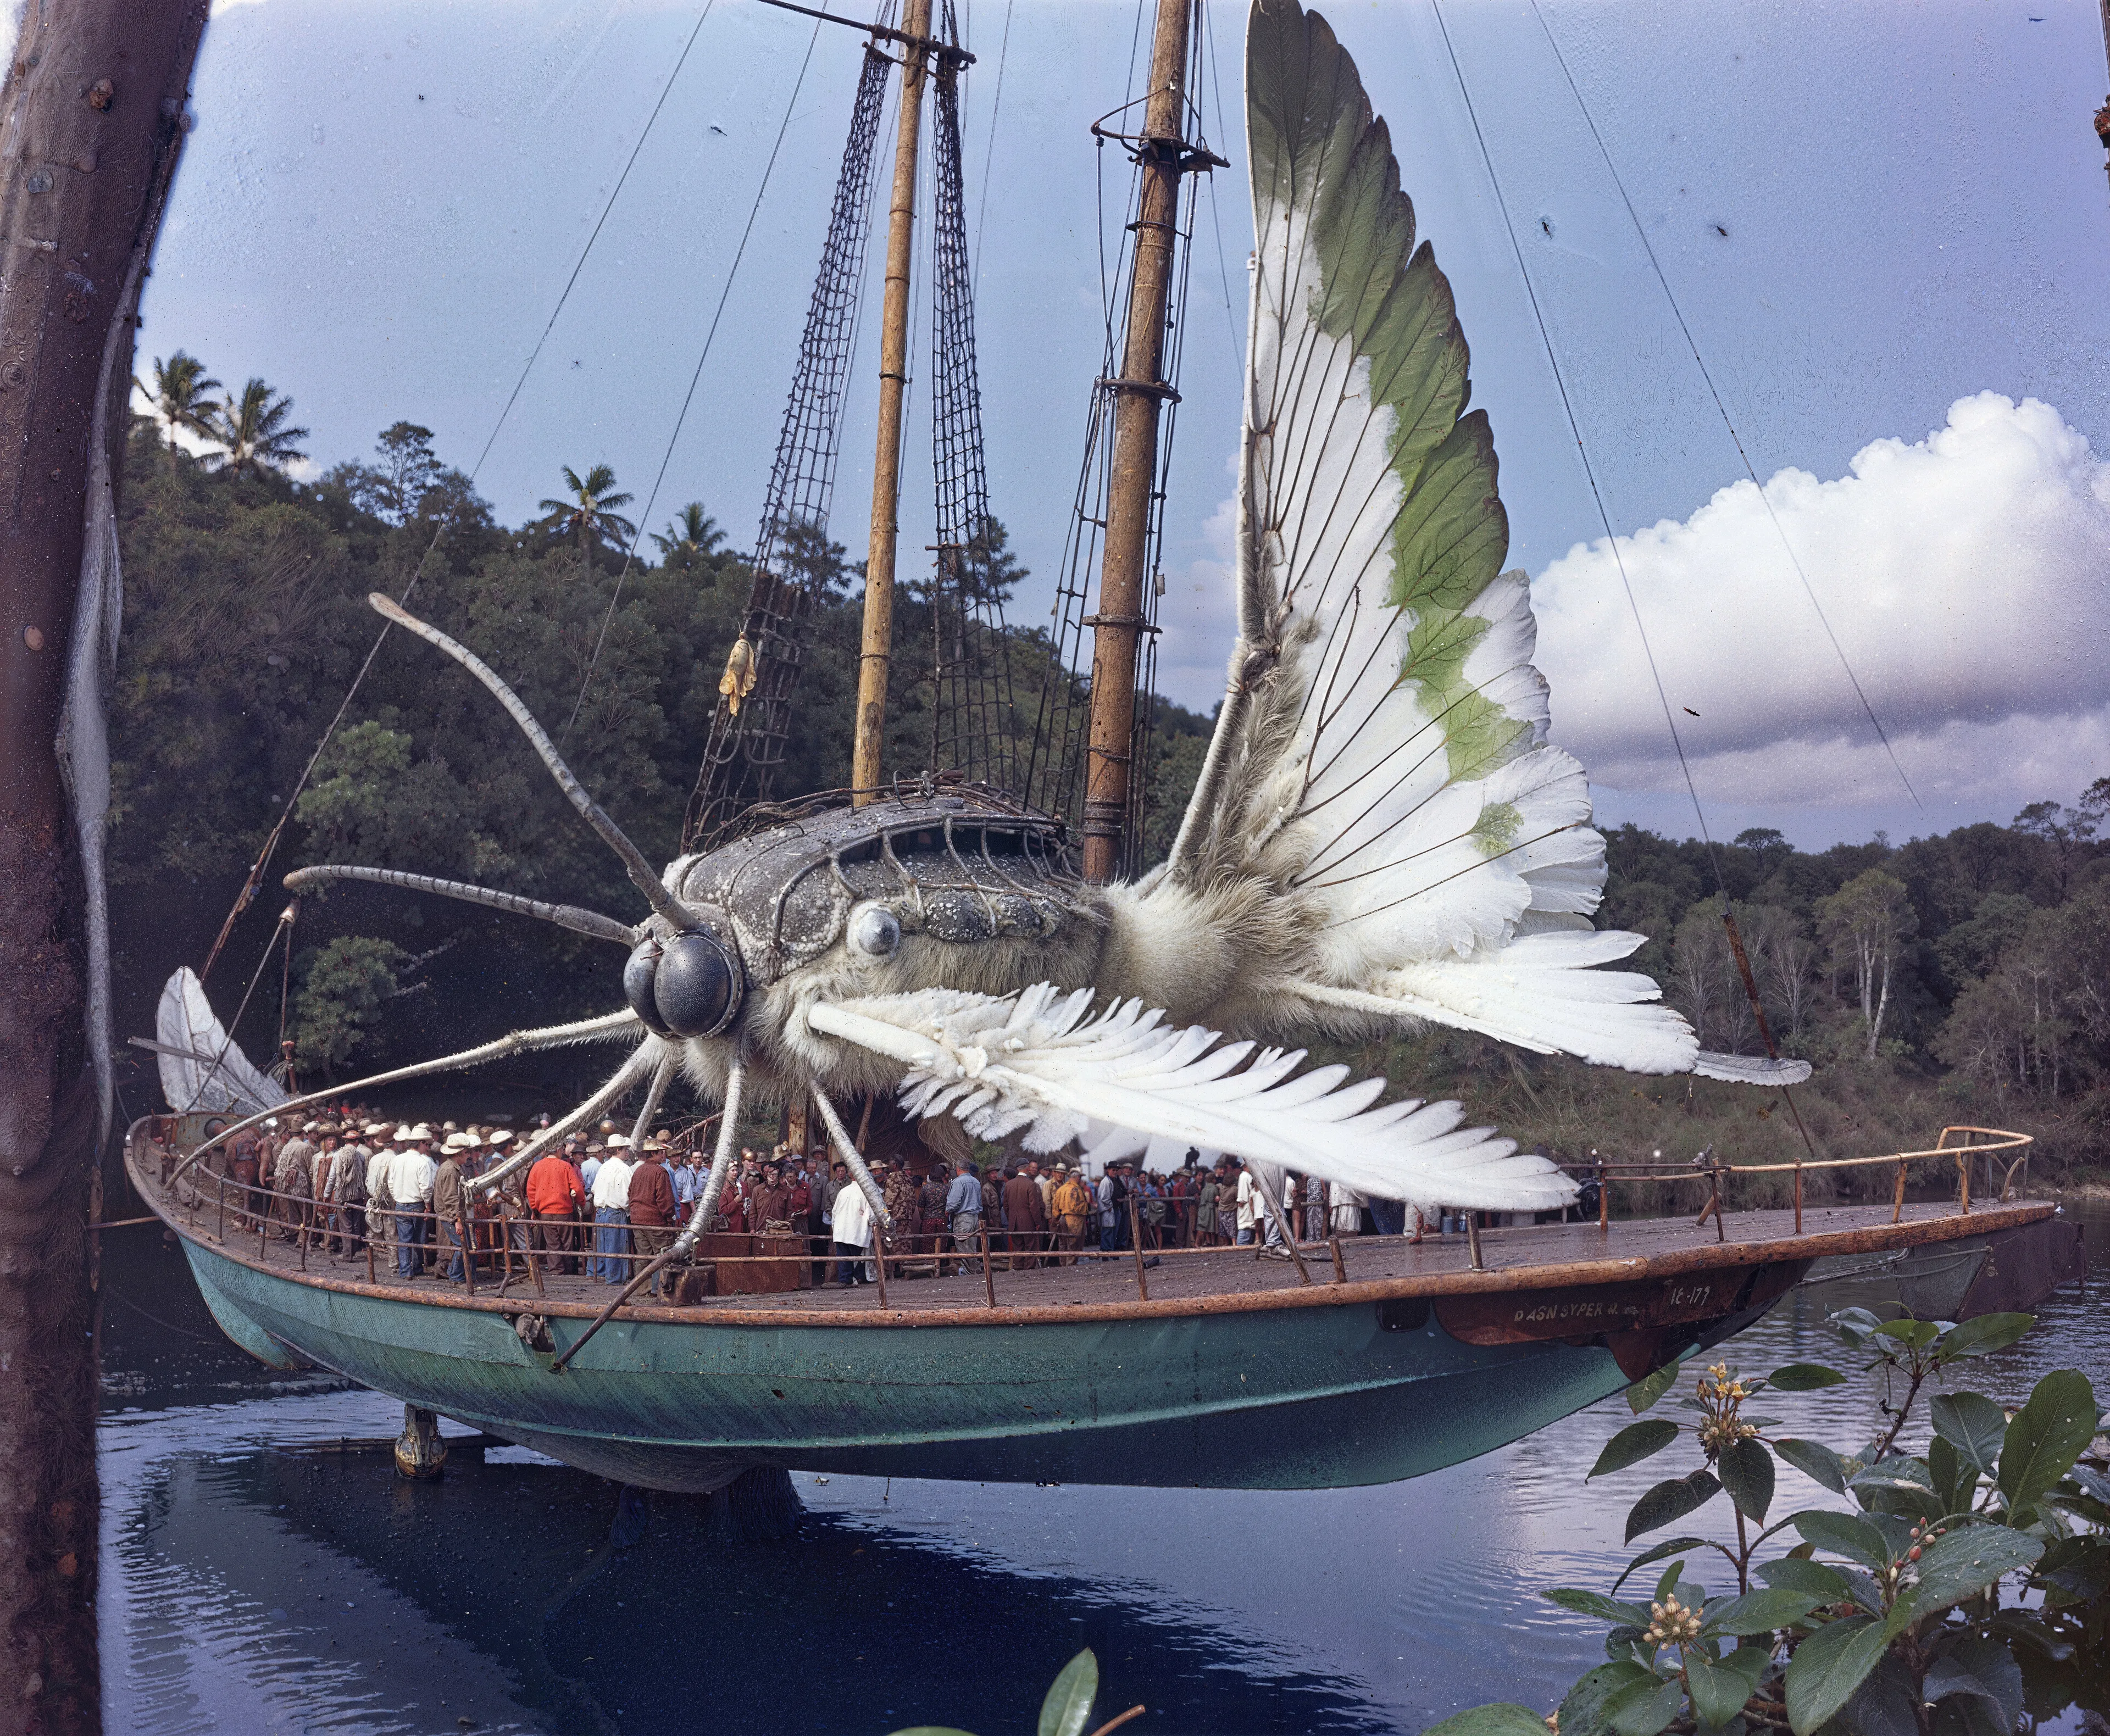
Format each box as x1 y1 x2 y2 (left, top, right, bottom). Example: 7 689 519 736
97 1208 2110 1736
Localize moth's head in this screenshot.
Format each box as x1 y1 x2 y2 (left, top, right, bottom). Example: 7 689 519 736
621 908 745 1041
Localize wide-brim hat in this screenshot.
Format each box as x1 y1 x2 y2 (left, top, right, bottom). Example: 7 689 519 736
606 1133 631 1148
442 1133 475 1152
408 1125 435 1143
441 1121 459 1132
487 1129 513 1144
363 1123 388 1136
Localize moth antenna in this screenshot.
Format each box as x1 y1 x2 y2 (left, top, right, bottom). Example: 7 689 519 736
367 593 691 928
284 864 641 947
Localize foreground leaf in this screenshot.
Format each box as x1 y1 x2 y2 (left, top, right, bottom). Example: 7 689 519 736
1756 1557 1854 1604
1543 1588 1653 1627
1683 1652 1753 1729
1998 1370 2098 1521
1930 1392 2007 1475
1557 1661 1654 1736
1923 1637 2023 1727
1037 1648 1098 1736
1773 1438 1849 1495
1784 1616 1887 1735
1926 1434 1974 1518
1718 1437 1775 1521
1794 1509 1891 1570
1895 1524 2042 1624
1766 1362 1847 1392
1934 1312 2032 1363
1604 1672 1684 1736
1626 1362 1682 1415
1424 1706 1550 1736
1590 1420 1680 1481
1626 1470 1720 1544
1611 1537 1718 1595
1702 1587 1822 1636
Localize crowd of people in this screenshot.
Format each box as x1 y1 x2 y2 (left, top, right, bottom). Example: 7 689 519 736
160 1108 1429 1294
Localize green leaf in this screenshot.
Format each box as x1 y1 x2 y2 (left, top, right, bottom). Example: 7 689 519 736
1773 1438 1849 1495
1423 1707 1551 1736
1626 1362 1683 1415
1702 1587 1822 1636
1543 1588 1654 1627
1756 1557 1853 1604
1873 1317 1943 1349
1683 1653 1752 1730
1590 1420 1680 1481
1605 1673 1684 1736
1827 1306 1883 1350
1923 1637 2023 1726
1783 1616 1888 1735
1036 1648 1098 1736
1718 1437 1775 1522
1997 1369 2099 1520
1610 1537 1719 1595
1793 1509 1891 1570
1930 1392 2008 1475
1626 1470 1721 1544
1557 1662 1653 1736
1934 1312 2032 1362
1842 1653 1923 1736
1926 1434 1974 1518
1894 1524 2042 1624
1765 1362 1846 1392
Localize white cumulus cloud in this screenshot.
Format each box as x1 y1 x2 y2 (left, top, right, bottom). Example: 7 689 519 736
1532 392 2110 813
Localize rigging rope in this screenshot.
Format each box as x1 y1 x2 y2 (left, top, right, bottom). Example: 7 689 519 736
969 0 1015 291
566 13 829 738
1524 0 1919 811
199 3 721 981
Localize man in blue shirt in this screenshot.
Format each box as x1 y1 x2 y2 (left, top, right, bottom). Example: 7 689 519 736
945 1162 984 1276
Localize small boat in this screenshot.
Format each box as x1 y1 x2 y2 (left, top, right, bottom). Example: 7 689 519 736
131 0 2085 1492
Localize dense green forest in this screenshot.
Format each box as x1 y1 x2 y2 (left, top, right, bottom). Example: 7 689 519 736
109 361 2110 1189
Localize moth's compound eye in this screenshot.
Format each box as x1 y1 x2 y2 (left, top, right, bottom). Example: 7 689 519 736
654 928 743 1038
848 903 901 960
623 939 670 1036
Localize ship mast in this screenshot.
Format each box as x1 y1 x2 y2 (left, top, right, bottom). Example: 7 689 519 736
1080 0 1209 881
852 0 936 802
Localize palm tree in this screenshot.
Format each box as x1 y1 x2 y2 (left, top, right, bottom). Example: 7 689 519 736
538 463 636 562
136 350 222 452
211 378 310 476
650 501 726 571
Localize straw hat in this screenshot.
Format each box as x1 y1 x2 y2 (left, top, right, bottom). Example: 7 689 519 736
442 1132 475 1153
607 1133 631 1149
487 1129 513 1145
408 1125 435 1143
442 1121 459 1132
363 1123 388 1137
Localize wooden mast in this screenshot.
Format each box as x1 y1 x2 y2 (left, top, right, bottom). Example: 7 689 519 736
1081 0 1200 881
852 0 936 802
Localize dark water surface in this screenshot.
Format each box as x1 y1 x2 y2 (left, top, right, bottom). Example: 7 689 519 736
98 1209 2110 1736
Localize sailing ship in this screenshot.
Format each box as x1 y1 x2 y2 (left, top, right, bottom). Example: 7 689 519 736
127 0 2078 1493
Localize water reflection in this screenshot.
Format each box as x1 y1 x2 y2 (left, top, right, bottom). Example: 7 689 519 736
99 1211 2109 1734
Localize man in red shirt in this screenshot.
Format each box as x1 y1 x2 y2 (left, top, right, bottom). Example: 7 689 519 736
526 1144 587 1276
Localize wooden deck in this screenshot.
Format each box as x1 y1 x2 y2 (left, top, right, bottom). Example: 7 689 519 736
131 1140 2056 1329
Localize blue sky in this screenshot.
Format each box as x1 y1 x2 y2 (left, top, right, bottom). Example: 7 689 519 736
140 0 2110 848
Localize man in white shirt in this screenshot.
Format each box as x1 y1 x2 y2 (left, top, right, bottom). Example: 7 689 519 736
1234 1163 1260 1247
392 1126 438 1278
591 1139 634 1284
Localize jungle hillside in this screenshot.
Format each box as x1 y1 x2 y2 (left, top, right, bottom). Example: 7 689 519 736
110 362 2110 1194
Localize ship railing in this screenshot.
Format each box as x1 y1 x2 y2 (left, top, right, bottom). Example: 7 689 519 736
1559 1125 2034 1244
130 1121 2034 1304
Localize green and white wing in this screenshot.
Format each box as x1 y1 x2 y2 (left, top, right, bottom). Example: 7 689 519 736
1154 0 1734 1078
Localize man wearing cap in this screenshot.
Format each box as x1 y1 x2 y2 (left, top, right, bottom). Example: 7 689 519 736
626 1138 678 1294
590 1136 634 1284
434 1133 474 1284
1052 1165 1090 1264
527 1138 587 1276
393 1126 438 1279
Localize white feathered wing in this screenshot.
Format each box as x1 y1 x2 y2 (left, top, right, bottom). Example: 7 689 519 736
1113 0 1803 1090
805 986 1576 1212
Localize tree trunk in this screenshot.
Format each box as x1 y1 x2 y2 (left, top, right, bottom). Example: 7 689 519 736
0 7 206 1731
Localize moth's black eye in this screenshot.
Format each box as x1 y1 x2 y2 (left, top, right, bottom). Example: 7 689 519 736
623 939 670 1035
655 929 742 1038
